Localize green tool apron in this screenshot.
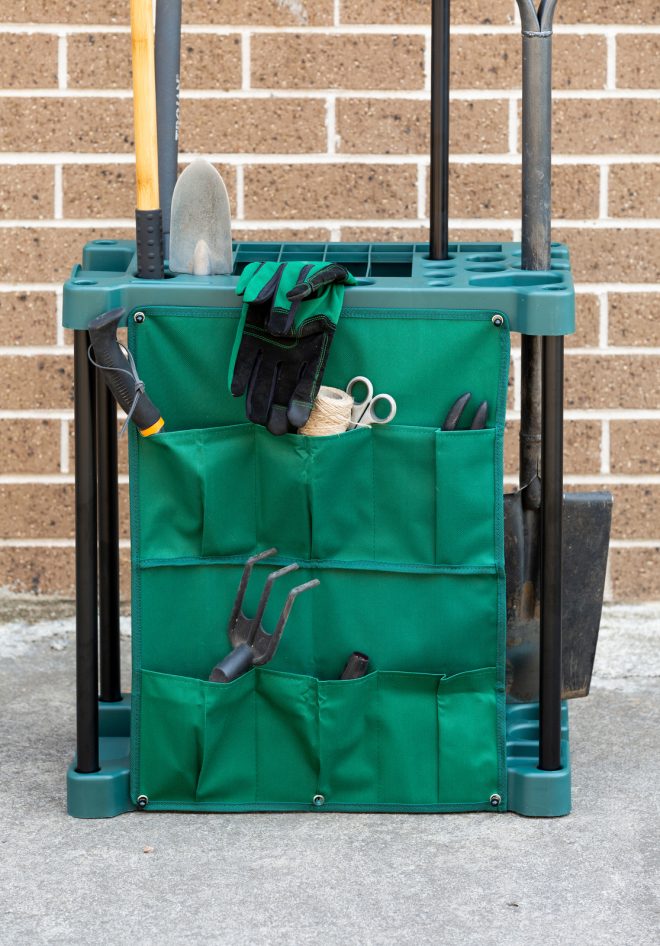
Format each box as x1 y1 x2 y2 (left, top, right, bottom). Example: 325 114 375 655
128 304 510 812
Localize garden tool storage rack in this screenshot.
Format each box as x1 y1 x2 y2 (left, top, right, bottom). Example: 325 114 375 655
64 0 594 819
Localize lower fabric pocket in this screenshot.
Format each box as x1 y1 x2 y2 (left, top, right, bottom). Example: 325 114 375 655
135 670 205 805
135 665 502 811
437 667 500 804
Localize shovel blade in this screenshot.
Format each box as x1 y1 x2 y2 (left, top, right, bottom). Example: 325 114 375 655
169 158 233 275
505 490 613 701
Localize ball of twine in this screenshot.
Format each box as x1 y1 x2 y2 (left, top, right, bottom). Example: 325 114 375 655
300 385 353 436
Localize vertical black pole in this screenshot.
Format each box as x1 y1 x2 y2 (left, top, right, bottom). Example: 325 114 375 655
96 376 122 703
430 0 450 260
540 336 564 769
74 331 99 773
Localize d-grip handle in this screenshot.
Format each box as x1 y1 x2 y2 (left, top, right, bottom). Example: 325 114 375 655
89 307 164 437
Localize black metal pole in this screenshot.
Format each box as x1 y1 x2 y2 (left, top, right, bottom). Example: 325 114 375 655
429 0 450 260
540 335 564 770
74 331 99 773
96 375 122 703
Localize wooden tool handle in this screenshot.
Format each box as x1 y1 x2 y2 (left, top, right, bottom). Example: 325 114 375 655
130 0 160 211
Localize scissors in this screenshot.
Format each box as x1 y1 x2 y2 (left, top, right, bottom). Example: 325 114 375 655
346 376 397 428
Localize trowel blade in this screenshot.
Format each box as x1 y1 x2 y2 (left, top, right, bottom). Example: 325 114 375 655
169 158 233 275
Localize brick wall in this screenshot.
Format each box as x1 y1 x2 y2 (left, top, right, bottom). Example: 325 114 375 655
0 1 658 600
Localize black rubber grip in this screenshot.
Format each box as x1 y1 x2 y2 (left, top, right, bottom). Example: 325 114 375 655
89 307 163 434
135 209 164 279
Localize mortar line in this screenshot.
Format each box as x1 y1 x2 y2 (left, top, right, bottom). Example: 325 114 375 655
241 32 251 91
601 419 611 475
326 96 336 155
606 33 617 90
235 165 244 220
599 165 609 220
416 162 427 219
599 291 609 349
57 32 67 90
53 164 63 220
60 419 70 475
0 23 659 34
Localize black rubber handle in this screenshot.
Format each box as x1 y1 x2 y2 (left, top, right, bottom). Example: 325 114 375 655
209 644 254 683
135 209 164 279
89 307 164 436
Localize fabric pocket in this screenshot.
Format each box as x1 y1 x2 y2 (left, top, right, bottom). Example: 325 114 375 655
317 672 379 804
256 430 312 561
437 667 500 804
137 429 205 561
135 670 205 805
435 427 497 566
310 426 374 562
202 423 257 557
196 670 257 803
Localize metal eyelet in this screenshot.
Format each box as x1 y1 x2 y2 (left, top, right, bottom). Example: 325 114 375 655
134 311 146 324
491 314 504 327
489 793 502 808
137 794 149 809
312 794 325 807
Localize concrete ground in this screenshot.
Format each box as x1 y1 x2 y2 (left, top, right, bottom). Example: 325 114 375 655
0 599 658 946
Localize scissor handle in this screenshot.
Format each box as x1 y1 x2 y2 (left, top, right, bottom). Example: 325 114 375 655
362 393 397 426
346 375 374 407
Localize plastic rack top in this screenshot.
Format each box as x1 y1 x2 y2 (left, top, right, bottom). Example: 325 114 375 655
63 239 574 336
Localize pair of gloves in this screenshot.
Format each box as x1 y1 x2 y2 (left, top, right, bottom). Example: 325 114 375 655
229 261 356 436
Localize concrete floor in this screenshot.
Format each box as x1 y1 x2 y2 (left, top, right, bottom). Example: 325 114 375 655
0 601 658 946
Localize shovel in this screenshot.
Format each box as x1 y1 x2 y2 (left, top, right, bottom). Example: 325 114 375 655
169 158 233 275
130 0 164 279
505 0 613 703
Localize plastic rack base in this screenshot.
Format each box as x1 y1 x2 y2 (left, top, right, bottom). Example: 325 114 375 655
66 696 571 819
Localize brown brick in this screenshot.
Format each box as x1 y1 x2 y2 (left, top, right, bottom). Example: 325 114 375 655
0 484 74 539
2 2 127 24
62 163 236 219
569 293 600 349
336 98 509 154
233 227 332 242
67 32 242 91
610 484 660 540
251 34 425 91
451 34 605 91
609 293 660 347
179 98 326 153
1 354 73 410
549 100 660 154
433 164 599 219
0 97 134 152
557 2 659 25
448 229 515 244
68 419 128 474
0 226 133 283
0 545 132 598
340 0 515 25
616 36 660 89
609 165 660 219
504 418 602 475
338 227 515 243
0 34 58 89
0 166 54 220
565 354 660 410
552 228 660 283
244 164 418 220
183 1 333 25
0 420 61 474
609 547 660 602
611 422 660 476
0 291 58 346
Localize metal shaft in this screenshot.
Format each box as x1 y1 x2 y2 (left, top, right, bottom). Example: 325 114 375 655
520 31 553 271
429 0 450 260
74 331 99 773
155 0 182 259
540 336 564 769
96 377 121 703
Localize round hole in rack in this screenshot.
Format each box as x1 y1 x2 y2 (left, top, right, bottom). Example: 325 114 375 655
465 264 507 273
92 239 118 246
465 253 506 262
72 279 97 285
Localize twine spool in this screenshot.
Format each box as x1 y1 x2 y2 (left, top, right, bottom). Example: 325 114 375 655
300 385 353 436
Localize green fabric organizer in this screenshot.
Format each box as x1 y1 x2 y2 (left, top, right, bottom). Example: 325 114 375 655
129 303 511 812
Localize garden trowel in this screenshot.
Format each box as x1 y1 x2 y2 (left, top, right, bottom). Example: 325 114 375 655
169 158 233 275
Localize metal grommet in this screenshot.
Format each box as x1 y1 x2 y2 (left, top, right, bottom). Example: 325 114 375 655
137 795 149 809
134 311 146 323
312 794 325 807
489 793 502 808
491 314 504 327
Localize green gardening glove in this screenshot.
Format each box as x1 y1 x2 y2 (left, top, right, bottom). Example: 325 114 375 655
229 261 356 435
